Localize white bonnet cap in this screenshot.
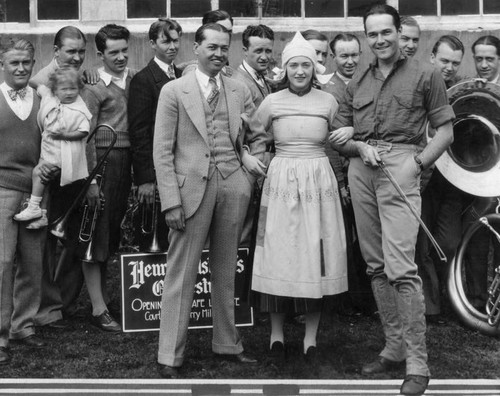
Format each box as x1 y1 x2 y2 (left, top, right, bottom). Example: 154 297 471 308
281 31 326 75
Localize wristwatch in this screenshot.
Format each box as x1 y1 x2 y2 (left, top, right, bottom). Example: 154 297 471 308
414 155 424 172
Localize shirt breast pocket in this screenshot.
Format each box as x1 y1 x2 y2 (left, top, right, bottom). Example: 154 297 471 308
353 95 375 136
393 91 423 136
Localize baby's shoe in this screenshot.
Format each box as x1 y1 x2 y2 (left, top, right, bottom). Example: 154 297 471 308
13 206 42 222
26 210 48 229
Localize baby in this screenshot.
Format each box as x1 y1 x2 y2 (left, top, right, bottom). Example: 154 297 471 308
14 67 92 228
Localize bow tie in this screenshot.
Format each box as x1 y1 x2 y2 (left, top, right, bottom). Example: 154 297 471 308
8 87 28 101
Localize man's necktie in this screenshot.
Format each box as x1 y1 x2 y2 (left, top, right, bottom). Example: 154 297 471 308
7 87 27 101
257 72 270 94
207 77 219 112
167 64 176 79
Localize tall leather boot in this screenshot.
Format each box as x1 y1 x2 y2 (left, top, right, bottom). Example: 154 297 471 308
395 283 429 377
371 275 406 362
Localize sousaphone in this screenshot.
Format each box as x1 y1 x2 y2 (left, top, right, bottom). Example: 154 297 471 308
427 79 500 336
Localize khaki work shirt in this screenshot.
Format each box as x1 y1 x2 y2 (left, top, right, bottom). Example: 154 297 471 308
334 55 455 145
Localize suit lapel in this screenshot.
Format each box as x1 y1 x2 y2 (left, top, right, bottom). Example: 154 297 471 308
181 73 209 145
148 59 172 90
222 76 240 144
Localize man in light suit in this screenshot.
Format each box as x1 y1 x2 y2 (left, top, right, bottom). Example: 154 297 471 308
153 23 267 379
232 24 274 108
129 18 183 251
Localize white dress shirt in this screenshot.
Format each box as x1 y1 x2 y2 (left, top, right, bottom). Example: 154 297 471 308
240 60 265 87
98 67 129 89
0 82 34 121
154 56 176 79
195 68 221 100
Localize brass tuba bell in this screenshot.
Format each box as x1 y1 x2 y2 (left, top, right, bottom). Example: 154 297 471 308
432 79 500 336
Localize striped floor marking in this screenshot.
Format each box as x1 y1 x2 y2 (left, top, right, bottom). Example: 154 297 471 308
0 379 498 395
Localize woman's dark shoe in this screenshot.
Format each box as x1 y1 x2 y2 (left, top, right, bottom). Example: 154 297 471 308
304 345 317 362
270 341 287 360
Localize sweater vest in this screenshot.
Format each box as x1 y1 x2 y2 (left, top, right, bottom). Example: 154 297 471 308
93 75 133 149
0 91 41 193
202 82 240 179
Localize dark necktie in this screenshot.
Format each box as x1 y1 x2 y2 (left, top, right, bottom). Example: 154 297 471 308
8 87 27 101
257 72 270 94
207 77 219 112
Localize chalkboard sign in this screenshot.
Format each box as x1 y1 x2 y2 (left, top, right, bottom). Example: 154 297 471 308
120 248 254 332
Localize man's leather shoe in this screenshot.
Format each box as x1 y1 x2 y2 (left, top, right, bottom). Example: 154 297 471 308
361 356 403 375
16 335 46 348
46 319 70 329
0 347 10 365
217 352 257 364
158 364 180 379
400 375 429 395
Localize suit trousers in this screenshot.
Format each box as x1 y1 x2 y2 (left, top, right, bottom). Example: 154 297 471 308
35 181 85 325
0 187 44 345
158 167 252 367
348 146 429 377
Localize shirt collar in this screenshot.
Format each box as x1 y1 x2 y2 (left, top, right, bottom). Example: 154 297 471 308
335 71 352 85
195 68 221 89
489 73 500 85
98 67 129 86
0 81 31 98
369 52 407 71
241 60 261 81
154 56 175 76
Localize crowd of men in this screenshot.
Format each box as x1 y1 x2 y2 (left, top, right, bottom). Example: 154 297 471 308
1 4 499 395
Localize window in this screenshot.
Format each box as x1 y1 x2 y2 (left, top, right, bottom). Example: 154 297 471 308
399 0 436 16
262 0 301 17
38 0 79 20
348 0 385 17
127 0 166 19
441 0 478 15
171 0 210 18
484 0 500 14
0 0 29 22
305 0 343 17
219 0 258 18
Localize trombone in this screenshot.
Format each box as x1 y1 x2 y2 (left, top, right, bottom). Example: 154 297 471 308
79 160 107 264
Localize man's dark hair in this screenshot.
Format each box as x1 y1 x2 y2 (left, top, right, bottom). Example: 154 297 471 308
301 29 328 42
195 23 230 45
472 35 500 56
432 35 464 56
202 10 233 27
149 18 182 42
363 4 401 33
329 33 361 55
54 26 86 48
242 25 274 48
95 24 130 53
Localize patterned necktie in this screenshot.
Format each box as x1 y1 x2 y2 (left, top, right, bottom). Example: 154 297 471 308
8 87 27 101
207 77 219 112
166 64 176 80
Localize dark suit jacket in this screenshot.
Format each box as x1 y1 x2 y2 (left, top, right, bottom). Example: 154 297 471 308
128 59 182 185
